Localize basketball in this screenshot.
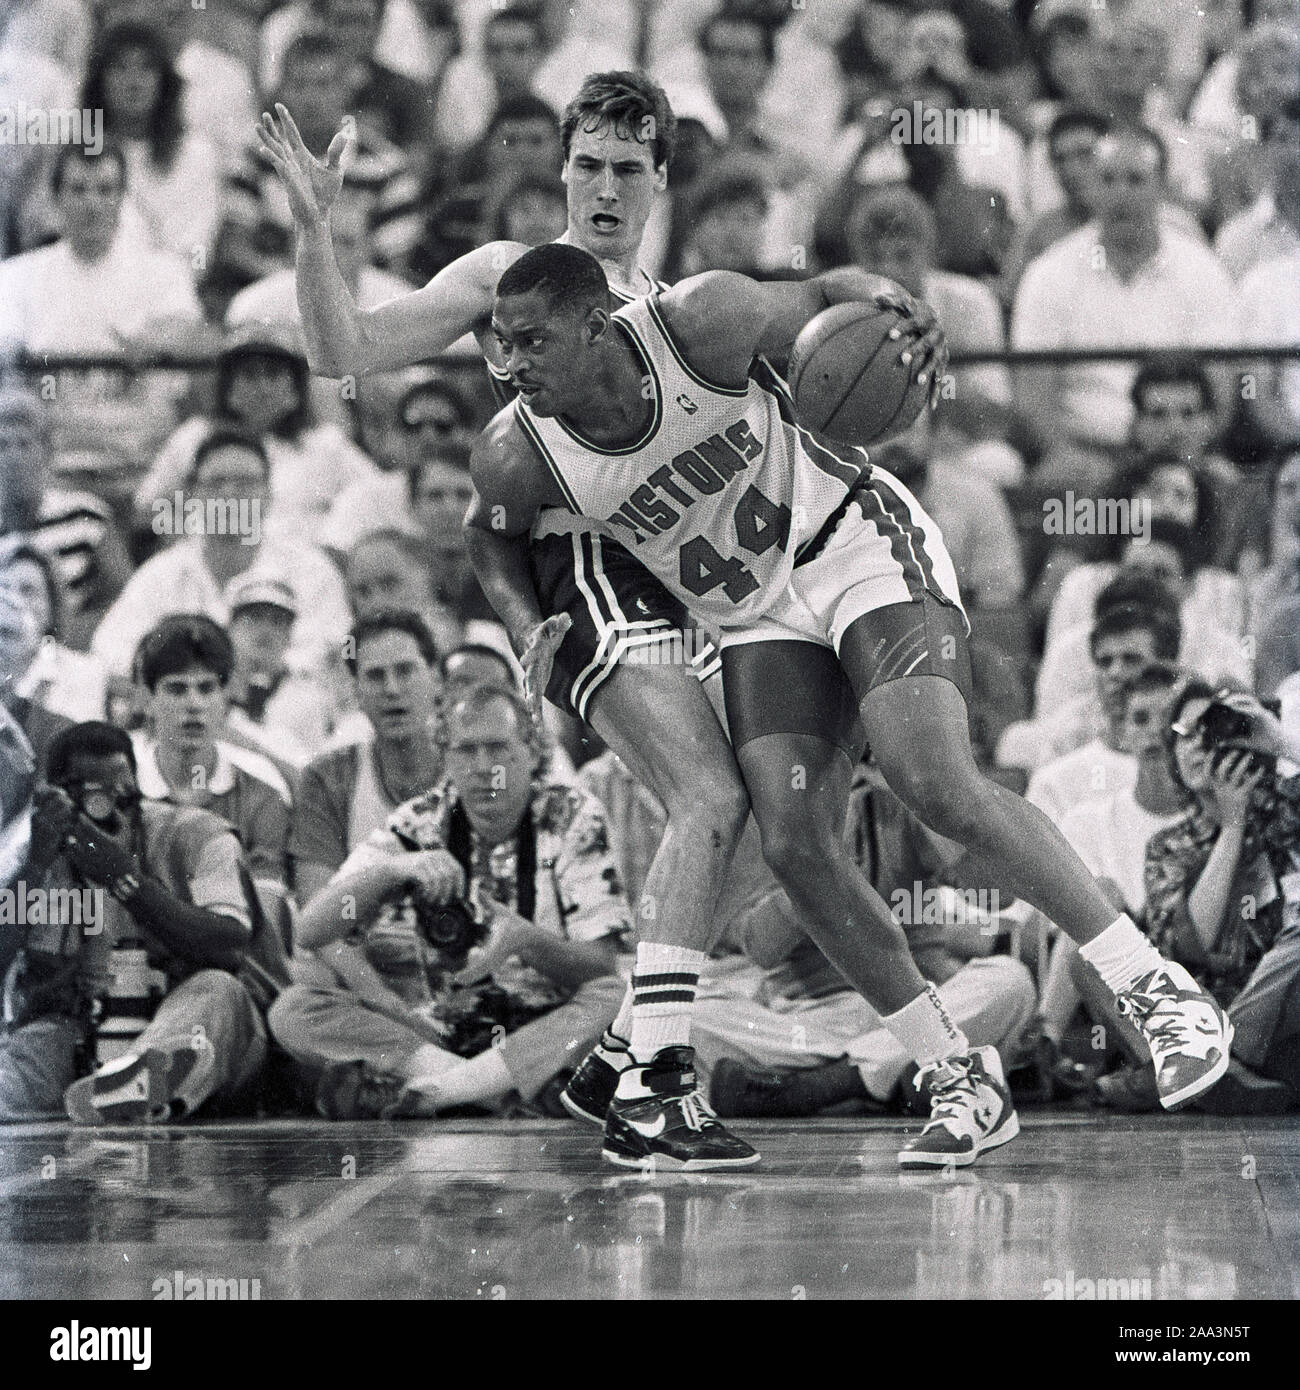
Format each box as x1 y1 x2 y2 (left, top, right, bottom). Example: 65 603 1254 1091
786 301 933 446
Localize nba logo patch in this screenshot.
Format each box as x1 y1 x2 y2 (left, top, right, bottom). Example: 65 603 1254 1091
676 393 698 414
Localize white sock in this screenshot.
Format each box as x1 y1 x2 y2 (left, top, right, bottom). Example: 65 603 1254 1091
610 982 634 1044
1077 915 1164 995
408 1047 514 1108
881 984 970 1067
627 942 707 1062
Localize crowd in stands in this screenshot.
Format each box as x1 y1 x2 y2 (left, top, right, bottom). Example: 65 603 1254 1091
1 0 1298 1125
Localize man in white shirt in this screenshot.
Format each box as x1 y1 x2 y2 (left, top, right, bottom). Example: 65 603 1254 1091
1012 127 1239 486
92 430 350 685
0 144 201 354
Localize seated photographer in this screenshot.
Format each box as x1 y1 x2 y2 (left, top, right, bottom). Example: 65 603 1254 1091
0 722 266 1124
270 683 630 1119
1091 684 1300 1114
694 760 1037 1119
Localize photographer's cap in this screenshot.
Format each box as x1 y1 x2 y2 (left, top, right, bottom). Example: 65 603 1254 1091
226 573 298 618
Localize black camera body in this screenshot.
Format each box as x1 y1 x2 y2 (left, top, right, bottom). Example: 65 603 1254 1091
1197 700 1278 781
408 887 489 968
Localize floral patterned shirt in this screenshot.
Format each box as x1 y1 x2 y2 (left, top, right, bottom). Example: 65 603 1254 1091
1144 774 1300 1004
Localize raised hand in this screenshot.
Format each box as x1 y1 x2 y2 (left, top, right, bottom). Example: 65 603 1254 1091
871 283 950 410
257 102 353 228
518 614 572 723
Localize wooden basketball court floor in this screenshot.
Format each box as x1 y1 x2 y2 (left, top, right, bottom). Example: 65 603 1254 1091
1 1113 1296 1300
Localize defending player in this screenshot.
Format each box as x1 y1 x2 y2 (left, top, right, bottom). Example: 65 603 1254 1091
258 73 942 1169
465 244 1234 1169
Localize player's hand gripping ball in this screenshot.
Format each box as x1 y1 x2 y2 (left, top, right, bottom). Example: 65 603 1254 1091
787 296 945 447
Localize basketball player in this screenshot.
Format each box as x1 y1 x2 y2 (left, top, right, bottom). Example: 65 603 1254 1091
465 243 1234 1169
258 74 942 1169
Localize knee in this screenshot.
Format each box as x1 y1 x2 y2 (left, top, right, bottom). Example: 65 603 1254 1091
663 767 750 848
887 766 989 844
756 816 837 891
267 985 316 1047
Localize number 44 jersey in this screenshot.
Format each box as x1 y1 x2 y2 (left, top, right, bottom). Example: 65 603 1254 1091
518 293 866 629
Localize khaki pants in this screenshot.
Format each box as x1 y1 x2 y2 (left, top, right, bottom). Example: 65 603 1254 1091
268 956 622 1104
0 969 267 1122
690 955 1037 1100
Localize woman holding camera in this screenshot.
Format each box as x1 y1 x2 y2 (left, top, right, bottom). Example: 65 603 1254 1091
1100 680 1300 1112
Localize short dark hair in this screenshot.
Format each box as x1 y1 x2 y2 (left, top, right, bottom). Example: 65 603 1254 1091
398 377 471 429
440 642 516 687
560 70 676 172
280 31 343 81
1163 674 1217 788
1130 353 1216 415
1100 123 1168 180
488 92 560 139
47 721 137 786
495 242 609 315
346 608 440 675
699 9 777 66
217 348 311 441
2 543 62 639
1094 570 1179 619
135 614 234 691
1047 107 1110 153
187 428 271 488
51 142 127 195
1089 603 1182 663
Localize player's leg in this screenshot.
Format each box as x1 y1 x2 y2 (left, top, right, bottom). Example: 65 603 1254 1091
838 599 1233 1114
536 529 757 1169
722 633 1017 1168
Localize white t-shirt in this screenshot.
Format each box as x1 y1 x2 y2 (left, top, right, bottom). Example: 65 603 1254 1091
1011 224 1240 447
1060 789 1185 916
1240 250 1300 426
1025 739 1137 829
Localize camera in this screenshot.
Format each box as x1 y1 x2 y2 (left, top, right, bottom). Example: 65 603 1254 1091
92 940 166 1066
1195 699 1278 782
409 887 489 967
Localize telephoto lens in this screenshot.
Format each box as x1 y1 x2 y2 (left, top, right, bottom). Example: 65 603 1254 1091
94 940 163 1066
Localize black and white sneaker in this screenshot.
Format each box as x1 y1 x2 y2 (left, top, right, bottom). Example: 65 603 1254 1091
1115 963 1233 1110
603 1046 760 1171
898 1046 1019 1169
560 1030 631 1126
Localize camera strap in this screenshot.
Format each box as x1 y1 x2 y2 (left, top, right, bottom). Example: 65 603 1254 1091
446 798 537 922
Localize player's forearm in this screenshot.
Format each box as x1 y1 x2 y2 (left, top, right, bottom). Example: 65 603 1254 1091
464 525 544 652
295 218 365 377
814 266 912 312
515 929 621 992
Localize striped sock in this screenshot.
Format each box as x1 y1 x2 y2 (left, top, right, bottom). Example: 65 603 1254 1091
627 943 707 1062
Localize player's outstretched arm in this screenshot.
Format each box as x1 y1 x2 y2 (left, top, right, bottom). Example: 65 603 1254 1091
464 414 570 718
259 106 530 377
659 268 948 408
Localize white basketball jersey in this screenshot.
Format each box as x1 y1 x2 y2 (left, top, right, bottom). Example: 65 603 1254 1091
514 294 864 628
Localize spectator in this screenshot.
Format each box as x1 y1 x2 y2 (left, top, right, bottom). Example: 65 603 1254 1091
0 562 71 769
493 174 568 249
214 32 421 306
675 168 770 277
129 615 293 933
440 644 516 701
1002 589 1180 788
408 94 563 281
1034 663 1191 1074
1037 521 1251 715
133 321 380 545
224 574 334 771
0 387 132 649
1214 112 1300 280
696 759 1036 1117
343 528 463 655
271 683 629 1119
430 4 549 156
0 721 265 1123
93 429 352 683
0 144 202 355
289 610 444 905
1012 127 1238 486
1096 683 1300 1112
846 182 1012 443
1190 15 1300 146
113 0 259 174
80 20 222 266
1251 452 1300 698
0 545 107 724
318 376 475 557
